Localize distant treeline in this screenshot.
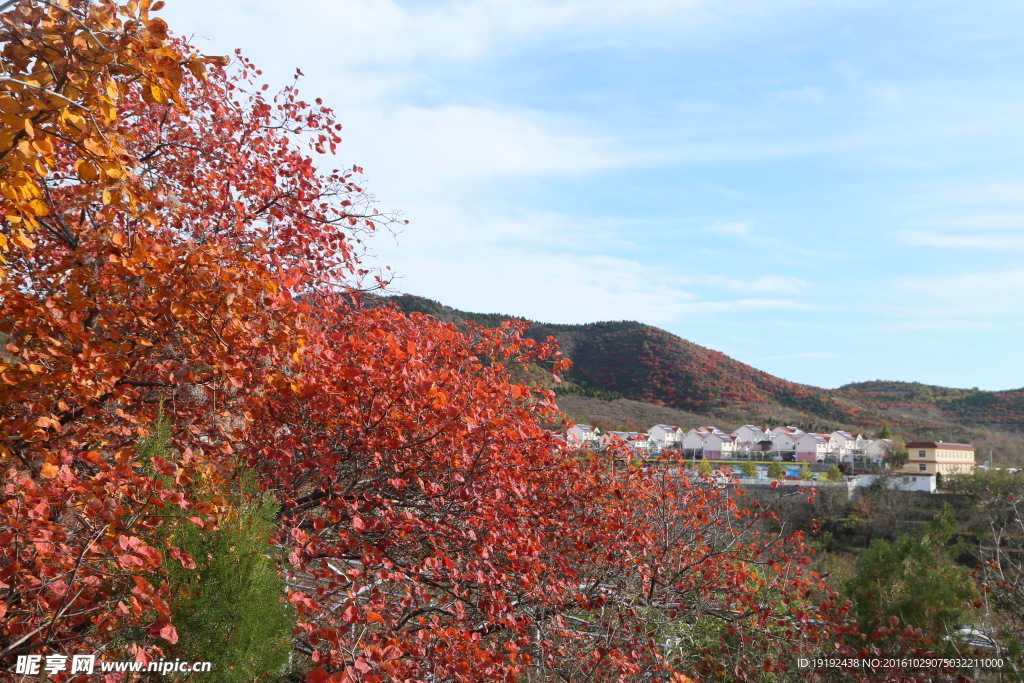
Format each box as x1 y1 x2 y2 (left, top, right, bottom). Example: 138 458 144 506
553 384 624 402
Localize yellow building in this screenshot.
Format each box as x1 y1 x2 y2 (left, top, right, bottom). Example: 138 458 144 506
900 441 976 476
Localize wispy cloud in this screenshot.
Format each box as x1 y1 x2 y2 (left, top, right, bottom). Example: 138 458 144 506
340 104 630 189
708 220 754 237
699 274 809 294
900 231 1024 249
886 268 1024 327
205 0 848 69
162 0 1024 390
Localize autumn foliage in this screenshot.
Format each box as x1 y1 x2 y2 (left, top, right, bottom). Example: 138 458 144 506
0 3 976 682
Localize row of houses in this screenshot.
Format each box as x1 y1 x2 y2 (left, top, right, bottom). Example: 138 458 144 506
566 423 895 463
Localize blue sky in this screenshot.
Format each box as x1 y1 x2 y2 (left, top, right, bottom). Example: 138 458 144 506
163 0 1024 391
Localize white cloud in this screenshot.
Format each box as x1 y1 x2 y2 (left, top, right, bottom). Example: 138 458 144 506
708 220 754 237
889 268 1024 326
900 231 1024 249
767 86 826 104
192 0 845 69
372 201 814 326
339 104 629 189
695 273 808 293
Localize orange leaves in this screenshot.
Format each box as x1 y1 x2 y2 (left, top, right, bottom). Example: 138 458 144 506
0 0 188 252
11 231 35 250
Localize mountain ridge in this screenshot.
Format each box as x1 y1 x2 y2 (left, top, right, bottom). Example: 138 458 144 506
371 294 1024 463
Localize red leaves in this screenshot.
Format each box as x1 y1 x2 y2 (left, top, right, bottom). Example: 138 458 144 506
0 8 873 678
306 669 332 683
158 621 179 644
238 303 845 682
168 545 197 569
342 602 360 623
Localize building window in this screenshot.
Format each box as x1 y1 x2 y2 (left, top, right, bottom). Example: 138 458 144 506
919 463 926 472
918 450 926 458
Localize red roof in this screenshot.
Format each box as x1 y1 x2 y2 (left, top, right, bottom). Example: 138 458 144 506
905 442 976 451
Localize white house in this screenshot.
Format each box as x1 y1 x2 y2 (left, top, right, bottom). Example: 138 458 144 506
828 431 858 458
703 432 738 459
648 424 683 448
866 438 893 462
602 431 651 455
731 425 772 451
795 433 829 462
567 424 601 449
771 426 805 452
682 426 718 451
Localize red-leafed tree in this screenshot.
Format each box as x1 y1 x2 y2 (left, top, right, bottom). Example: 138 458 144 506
0 0 393 665
250 300 897 682
1 3 970 682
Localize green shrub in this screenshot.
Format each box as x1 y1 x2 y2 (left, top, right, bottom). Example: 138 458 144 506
139 416 296 682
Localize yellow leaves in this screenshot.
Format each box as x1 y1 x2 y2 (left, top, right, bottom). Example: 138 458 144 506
142 82 166 105
102 162 124 179
81 137 108 157
75 159 98 181
60 110 87 131
144 16 170 42
186 56 208 82
12 231 35 250
98 97 116 124
105 79 120 103
30 135 52 156
39 462 59 479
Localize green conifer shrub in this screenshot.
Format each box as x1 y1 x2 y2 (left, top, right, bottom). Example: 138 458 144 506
139 415 297 681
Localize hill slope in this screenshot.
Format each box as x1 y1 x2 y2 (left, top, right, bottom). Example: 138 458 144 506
374 295 1024 461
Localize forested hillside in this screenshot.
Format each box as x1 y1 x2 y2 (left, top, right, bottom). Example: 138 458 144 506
381 295 1024 461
